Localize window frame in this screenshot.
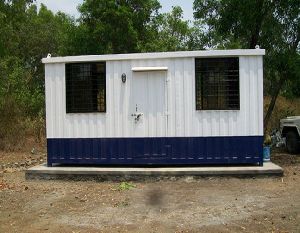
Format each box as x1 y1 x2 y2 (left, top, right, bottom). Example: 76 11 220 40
65 62 106 114
195 57 240 111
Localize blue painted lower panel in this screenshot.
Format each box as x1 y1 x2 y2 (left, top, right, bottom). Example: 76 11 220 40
47 136 263 166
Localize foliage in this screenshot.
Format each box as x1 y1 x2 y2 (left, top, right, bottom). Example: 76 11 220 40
78 0 161 54
0 56 44 149
0 57 38 113
139 6 193 52
193 0 300 79
0 0 33 57
118 182 136 191
0 1 70 149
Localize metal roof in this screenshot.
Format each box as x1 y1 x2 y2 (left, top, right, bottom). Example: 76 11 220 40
42 49 265 64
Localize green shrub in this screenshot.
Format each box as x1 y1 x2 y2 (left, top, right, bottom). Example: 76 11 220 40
0 57 45 151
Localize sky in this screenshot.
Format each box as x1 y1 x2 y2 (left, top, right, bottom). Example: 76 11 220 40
35 0 194 21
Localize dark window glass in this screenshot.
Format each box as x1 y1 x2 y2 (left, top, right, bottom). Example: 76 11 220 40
195 58 239 110
66 62 106 113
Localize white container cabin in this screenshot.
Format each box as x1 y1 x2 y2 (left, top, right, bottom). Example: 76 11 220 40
42 49 265 166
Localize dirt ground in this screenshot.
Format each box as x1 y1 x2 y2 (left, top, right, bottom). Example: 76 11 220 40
0 149 299 233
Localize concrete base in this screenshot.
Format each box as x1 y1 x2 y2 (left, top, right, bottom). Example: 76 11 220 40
25 162 283 180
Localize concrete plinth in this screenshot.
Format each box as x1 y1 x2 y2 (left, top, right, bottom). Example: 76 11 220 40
25 162 283 181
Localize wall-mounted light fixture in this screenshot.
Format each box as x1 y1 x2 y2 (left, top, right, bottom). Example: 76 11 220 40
121 73 126 83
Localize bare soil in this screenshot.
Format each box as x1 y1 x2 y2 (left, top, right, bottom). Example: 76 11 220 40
0 149 299 233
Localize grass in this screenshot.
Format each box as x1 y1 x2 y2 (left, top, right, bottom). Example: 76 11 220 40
117 182 136 191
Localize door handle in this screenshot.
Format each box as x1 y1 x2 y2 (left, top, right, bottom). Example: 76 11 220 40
131 113 143 122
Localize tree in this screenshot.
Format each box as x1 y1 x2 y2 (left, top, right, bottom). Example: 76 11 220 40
0 0 33 57
262 1 300 131
0 1 78 117
78 0 161 54
193 0 300 132
139 6 193 52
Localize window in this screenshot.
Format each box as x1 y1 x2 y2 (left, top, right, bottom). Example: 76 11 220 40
195 58 239 110
66 62 106 113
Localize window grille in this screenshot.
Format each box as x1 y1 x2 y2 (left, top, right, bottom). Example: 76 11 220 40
195 58 239 110
66 62 106 113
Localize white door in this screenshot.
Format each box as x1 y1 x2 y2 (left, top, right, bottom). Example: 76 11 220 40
130 71 167 137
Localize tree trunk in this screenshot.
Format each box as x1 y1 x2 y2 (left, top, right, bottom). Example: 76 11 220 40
263 75 285 134
249 0 266 49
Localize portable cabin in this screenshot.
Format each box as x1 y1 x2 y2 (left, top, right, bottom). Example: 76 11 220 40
42 49 265 167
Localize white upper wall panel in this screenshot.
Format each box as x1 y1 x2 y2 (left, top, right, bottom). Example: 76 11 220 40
45 54 264 138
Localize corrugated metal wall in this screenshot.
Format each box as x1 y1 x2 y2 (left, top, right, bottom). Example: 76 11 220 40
45 56 263 139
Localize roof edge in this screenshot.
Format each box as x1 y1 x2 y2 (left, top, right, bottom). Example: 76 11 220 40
42 49 265 64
